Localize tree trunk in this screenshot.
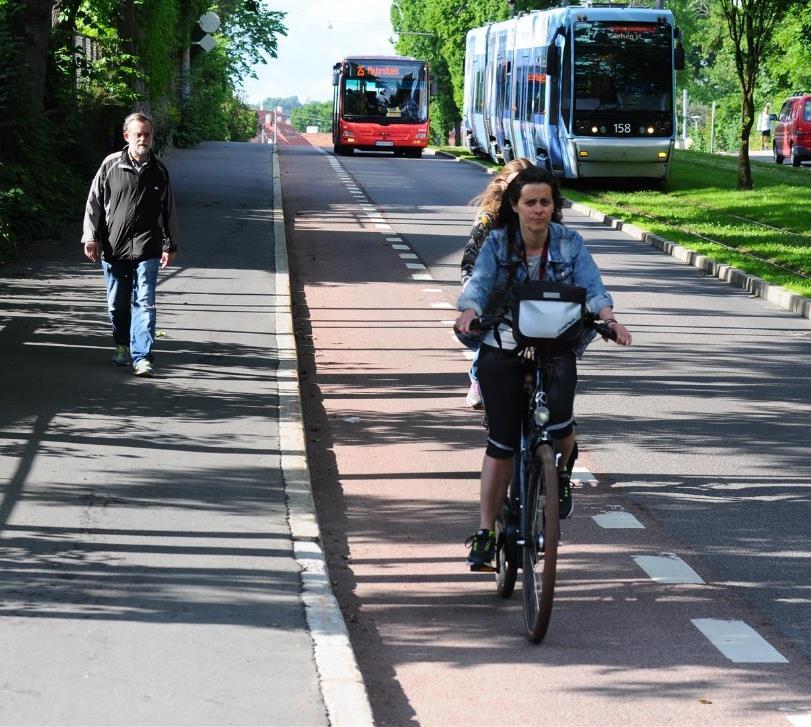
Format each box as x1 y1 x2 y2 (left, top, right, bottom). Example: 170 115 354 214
737 91 754 189
12 0 55 117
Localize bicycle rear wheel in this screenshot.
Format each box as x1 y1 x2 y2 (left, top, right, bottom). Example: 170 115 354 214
522 443 560 643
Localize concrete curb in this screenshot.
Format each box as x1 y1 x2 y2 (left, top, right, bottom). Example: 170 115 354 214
432 149 810 321
271 146 374 727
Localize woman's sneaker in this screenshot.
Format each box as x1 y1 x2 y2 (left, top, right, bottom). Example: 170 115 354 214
466 380 484 409
559 472 574 519
465 528 495 571
112 345 131 366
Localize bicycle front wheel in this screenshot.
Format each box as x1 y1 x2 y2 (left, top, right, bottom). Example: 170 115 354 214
522 443 560 643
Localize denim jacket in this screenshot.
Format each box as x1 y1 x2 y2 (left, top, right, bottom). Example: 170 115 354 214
457 222 613 356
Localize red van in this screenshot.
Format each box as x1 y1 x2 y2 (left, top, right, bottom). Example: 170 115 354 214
773 92 811 166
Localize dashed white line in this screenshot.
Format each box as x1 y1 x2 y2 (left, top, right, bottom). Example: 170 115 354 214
412 273 433 281
632 554 705 584
391 244 410 250
405 262 425 270
399 253 419 260
691 619 788 663
592 511 645 529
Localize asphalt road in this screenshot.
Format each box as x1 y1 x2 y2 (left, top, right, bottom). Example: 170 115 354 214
281 143 811 726
0 142 328 726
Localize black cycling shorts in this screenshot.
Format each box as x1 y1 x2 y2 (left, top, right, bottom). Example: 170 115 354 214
477 344 577 459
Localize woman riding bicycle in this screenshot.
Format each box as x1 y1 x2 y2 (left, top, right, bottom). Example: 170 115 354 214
455 165 632 571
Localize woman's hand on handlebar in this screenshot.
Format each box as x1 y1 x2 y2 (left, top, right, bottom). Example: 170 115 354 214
608 321 632 346
455 308 478 335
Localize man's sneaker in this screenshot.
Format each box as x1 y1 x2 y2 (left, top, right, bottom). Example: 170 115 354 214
465 528 495 571
112 345 131 366
133 359 154 377
558 471 574 519
466 380 484 409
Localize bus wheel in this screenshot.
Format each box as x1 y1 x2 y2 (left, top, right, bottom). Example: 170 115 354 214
393 148 406 157
334 144 351 156
407 148 423 158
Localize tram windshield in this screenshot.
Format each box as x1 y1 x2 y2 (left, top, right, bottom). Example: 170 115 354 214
573 21 673 128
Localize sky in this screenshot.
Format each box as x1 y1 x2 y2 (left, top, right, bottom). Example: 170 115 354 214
240 1 396 106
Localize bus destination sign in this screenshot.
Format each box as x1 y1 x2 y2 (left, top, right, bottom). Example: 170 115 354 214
350 64 403 78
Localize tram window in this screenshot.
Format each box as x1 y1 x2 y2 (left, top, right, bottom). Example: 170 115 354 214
474 69 485 112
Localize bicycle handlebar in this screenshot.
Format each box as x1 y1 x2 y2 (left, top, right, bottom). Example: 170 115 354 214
468 312 618 342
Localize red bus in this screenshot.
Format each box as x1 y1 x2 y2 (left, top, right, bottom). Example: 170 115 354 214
331 56 432 158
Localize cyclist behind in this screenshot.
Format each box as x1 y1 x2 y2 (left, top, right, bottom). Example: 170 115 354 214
455 165 632 571
461 158 534 409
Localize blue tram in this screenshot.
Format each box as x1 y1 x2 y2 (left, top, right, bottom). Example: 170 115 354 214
463 4 685 180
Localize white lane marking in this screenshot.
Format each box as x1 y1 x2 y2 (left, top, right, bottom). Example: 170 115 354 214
786 713 811 726
386 237 402 242
412 273 433 281
633 554 705 584
375 223 393 230
399 253 418 260
593 511 645 529
691 619 788 663
571 466 595 483
431 302 454 309
405 262 425 269
391 244 410 250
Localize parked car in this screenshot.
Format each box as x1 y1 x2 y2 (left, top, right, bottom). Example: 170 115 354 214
773 92 811 166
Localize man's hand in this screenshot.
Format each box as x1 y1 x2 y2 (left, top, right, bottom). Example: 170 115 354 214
83 241 99 263
160 250 176 269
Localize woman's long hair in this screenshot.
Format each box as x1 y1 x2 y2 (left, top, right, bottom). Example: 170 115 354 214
494 165 564 246
470 157 533 215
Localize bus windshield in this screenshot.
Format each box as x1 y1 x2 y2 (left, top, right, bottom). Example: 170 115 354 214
573 22 673 116
341 61 428 122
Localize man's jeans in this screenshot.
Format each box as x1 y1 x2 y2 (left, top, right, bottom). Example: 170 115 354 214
102 258 160 364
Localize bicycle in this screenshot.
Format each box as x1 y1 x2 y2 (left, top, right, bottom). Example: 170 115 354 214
474 312 615 643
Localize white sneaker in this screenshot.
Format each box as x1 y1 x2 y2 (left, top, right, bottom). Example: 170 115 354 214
133 359 154 377
466 380 483 409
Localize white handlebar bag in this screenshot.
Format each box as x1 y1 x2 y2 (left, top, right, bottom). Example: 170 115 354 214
512 281 586 348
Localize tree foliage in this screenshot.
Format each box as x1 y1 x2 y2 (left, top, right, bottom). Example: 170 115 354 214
290 101 332 133
0 0 286 261
391 0 555 144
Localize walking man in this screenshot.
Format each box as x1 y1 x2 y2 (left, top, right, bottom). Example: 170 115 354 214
82 112 179 377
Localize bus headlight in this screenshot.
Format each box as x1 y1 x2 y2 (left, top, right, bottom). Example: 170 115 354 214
657 151 668 159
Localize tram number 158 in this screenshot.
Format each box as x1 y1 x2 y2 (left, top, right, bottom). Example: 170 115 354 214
613 123 632 134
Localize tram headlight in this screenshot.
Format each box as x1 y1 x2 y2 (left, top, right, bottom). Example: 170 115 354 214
591 126 599 134
534 406 550 427
647 126 655 134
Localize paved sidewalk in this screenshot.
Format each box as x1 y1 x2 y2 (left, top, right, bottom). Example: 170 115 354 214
0 142 368 725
